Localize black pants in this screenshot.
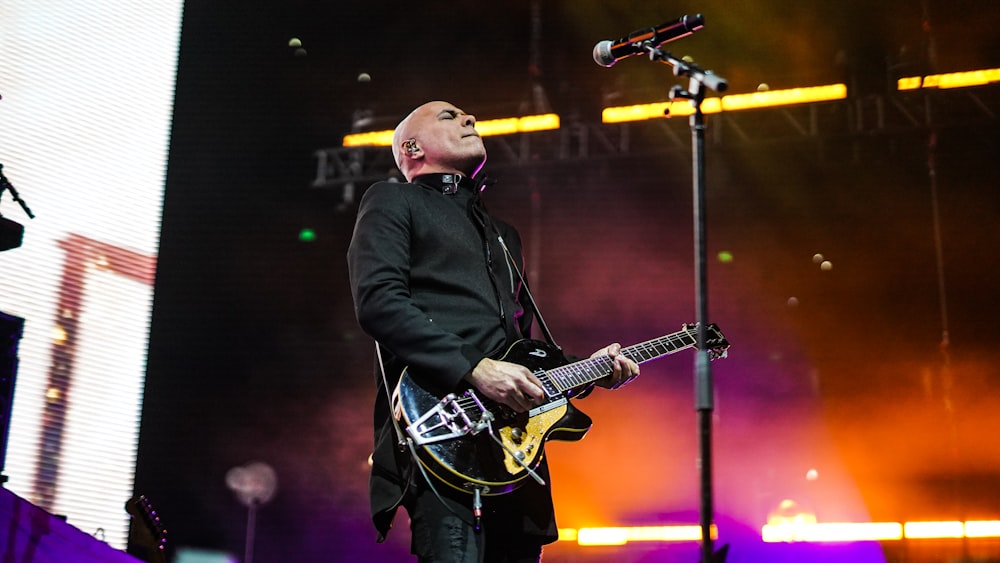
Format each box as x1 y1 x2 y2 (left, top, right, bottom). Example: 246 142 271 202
406 482 554 563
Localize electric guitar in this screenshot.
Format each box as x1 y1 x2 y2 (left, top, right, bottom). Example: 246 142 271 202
395 323 729 496
125 494 168 563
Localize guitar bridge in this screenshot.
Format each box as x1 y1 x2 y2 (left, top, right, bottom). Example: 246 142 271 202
405 391 493 446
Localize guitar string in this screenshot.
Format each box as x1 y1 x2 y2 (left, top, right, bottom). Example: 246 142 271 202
445 329 705 415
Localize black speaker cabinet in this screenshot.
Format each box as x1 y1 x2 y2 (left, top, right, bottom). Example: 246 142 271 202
0 311 24 479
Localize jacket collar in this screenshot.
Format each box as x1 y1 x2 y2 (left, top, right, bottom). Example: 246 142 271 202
412 173 477 195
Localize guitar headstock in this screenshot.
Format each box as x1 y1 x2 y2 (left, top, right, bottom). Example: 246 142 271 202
126 494 167 563
684 323 730 360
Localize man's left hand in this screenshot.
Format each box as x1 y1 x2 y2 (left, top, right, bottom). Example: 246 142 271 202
590 343 640 389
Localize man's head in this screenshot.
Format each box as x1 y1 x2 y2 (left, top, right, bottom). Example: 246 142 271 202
392 101 487 182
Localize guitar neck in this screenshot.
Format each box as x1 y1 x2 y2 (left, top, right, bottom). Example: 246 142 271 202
543 326 708 393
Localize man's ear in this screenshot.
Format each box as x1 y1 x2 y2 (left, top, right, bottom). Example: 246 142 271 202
402 139 420 157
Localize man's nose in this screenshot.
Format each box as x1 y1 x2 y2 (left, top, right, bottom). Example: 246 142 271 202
462 114 476 127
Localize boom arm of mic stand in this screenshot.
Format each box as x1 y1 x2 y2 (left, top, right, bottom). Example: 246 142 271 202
645 46 729 96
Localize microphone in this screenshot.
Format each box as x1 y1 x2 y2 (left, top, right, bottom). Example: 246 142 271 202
593 14 705 67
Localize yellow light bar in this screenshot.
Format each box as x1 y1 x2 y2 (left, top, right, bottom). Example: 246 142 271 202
558 519 1000 547
562 525 716 546
721 84 847 111
897 76 923 91
557 528 578 542
965 520 1000 538
904 521 964 539
602 102 670 124
898 67 1000 90
763 520 1000 543
341 113 560 147
343 129 395 147
602 98 724 123
577 527 628 546
477 113 561 136
602 84 847 123
763 522 904 543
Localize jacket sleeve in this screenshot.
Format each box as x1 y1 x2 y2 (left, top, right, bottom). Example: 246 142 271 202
347 183 485 391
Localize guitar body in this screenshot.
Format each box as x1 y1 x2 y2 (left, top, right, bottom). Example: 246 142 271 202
395 324 729 496
397 339 592 495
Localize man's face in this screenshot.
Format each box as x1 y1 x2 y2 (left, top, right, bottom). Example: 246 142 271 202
407 102 486 176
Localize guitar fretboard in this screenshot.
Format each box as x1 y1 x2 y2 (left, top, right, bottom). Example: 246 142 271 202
543 327 709 393
452 324 726 415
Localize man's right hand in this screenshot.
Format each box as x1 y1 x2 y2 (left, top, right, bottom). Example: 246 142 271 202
465 357 546 412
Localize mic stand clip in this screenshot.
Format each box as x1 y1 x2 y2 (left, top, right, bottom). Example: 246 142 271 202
643 44 729 99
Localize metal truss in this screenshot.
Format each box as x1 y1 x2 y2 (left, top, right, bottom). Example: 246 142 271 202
311 85 999 194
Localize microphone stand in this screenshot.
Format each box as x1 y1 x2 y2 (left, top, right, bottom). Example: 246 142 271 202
643 43 729 563
0 163 35 252
0 164 36 220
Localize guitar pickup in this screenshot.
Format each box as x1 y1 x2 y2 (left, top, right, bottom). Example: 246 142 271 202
405 391 494 446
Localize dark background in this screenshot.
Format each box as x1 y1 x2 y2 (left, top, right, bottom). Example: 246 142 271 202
135 1 1000 561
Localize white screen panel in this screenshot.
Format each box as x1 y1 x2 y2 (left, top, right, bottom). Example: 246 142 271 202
0 0 183 550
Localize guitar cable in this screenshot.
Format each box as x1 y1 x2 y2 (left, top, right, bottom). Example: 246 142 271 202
398 399 548 533
403 437 485 532
401 419 546 534
381 342 487 532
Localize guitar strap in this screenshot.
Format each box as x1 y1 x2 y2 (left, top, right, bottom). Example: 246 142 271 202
489 211 601 398
375 341 407 447
476 196 603 397
474 194 561 352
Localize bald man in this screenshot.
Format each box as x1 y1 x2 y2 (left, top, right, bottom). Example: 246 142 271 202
347 101 638 562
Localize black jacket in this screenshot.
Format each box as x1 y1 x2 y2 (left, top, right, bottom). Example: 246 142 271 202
347 173 554 541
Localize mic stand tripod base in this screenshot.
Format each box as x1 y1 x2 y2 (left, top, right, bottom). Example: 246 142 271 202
699 543 729 563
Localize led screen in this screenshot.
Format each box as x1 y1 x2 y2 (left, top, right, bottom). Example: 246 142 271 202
0 0 182 549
